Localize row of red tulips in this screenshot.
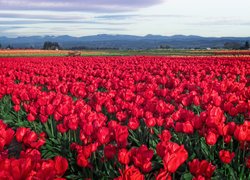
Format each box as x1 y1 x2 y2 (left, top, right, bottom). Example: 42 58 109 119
0 56 249 179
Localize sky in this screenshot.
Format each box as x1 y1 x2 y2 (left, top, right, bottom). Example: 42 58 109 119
0 0 250 37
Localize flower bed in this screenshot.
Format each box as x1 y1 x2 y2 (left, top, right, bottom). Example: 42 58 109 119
0 56 249 179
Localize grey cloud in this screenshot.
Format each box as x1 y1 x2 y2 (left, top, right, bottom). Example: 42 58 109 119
0 12 185 21
0 12 85 20
189 19 250 26
96 15 138 20
96 14 188 20
70 27 127 31
0 20 131 25
0 0 165 12
0 26 25 31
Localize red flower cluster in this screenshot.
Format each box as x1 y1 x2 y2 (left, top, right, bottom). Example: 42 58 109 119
0 120 15 151
157 130 188 173
0 151 68 179
115 165 144 180
188 159 216 179
0 56 250 179
219 150 235 164
234 121 250 142
16 127 46 149
131 145 154 172
0 120 68 179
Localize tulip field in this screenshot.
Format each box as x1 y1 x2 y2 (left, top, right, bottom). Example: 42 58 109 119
0 55 250 180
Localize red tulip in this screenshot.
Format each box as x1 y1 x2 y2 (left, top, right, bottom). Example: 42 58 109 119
219 150 235 164
96 127 110 144
54 156 68 177
46 104 55 115
16 127 28 142
104 144 116 159
205 131 218 146
23 131 38 144
145 117 156 128
234 121 250 142
156 168 172 180
77 154 88 167
27 113 36 122
114 125 128 147
159 130 172 142
128 117 140 130
115 165 144 180
131 145 154 173
188 159 216 178
163 144 188 173
13 105 21 112
118 148 131 165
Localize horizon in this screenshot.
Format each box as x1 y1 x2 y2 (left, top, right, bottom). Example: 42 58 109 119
0 0 250 37
1 34 250 39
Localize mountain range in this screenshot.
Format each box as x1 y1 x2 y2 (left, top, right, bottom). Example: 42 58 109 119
0 34 249 49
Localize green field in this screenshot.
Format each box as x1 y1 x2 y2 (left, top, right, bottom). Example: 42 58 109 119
0 49 249 57
0 49 219 57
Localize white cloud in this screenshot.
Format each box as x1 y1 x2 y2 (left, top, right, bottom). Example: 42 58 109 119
0 0 250 37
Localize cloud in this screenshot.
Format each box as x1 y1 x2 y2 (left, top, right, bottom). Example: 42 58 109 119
95 15 138 20
0 12 184 22
0 26 24 31
0 0 165 12
79 27 127 31
0 12 88 20
0 25 127 37
0 20 131 25
95 14 188 21
189 18 250 26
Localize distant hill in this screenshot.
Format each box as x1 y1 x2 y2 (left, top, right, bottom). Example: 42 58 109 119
0 34 249 49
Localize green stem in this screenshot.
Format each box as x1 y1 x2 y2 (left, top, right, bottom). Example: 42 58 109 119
225 164 237 180
173 173 175 180
68 131 71 142
74 130 77 142
50 117 54 137
240 142 246 179
17 110 20 123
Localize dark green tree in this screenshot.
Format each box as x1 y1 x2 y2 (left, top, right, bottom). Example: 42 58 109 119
244 41 249 49
224 42 241 50
159 44 170 49
6 44 14 49
42 41 61 50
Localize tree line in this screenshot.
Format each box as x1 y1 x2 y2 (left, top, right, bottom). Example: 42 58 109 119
0 41 249 50
224 41 249 50
0 41 62 50
42 41 61 50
